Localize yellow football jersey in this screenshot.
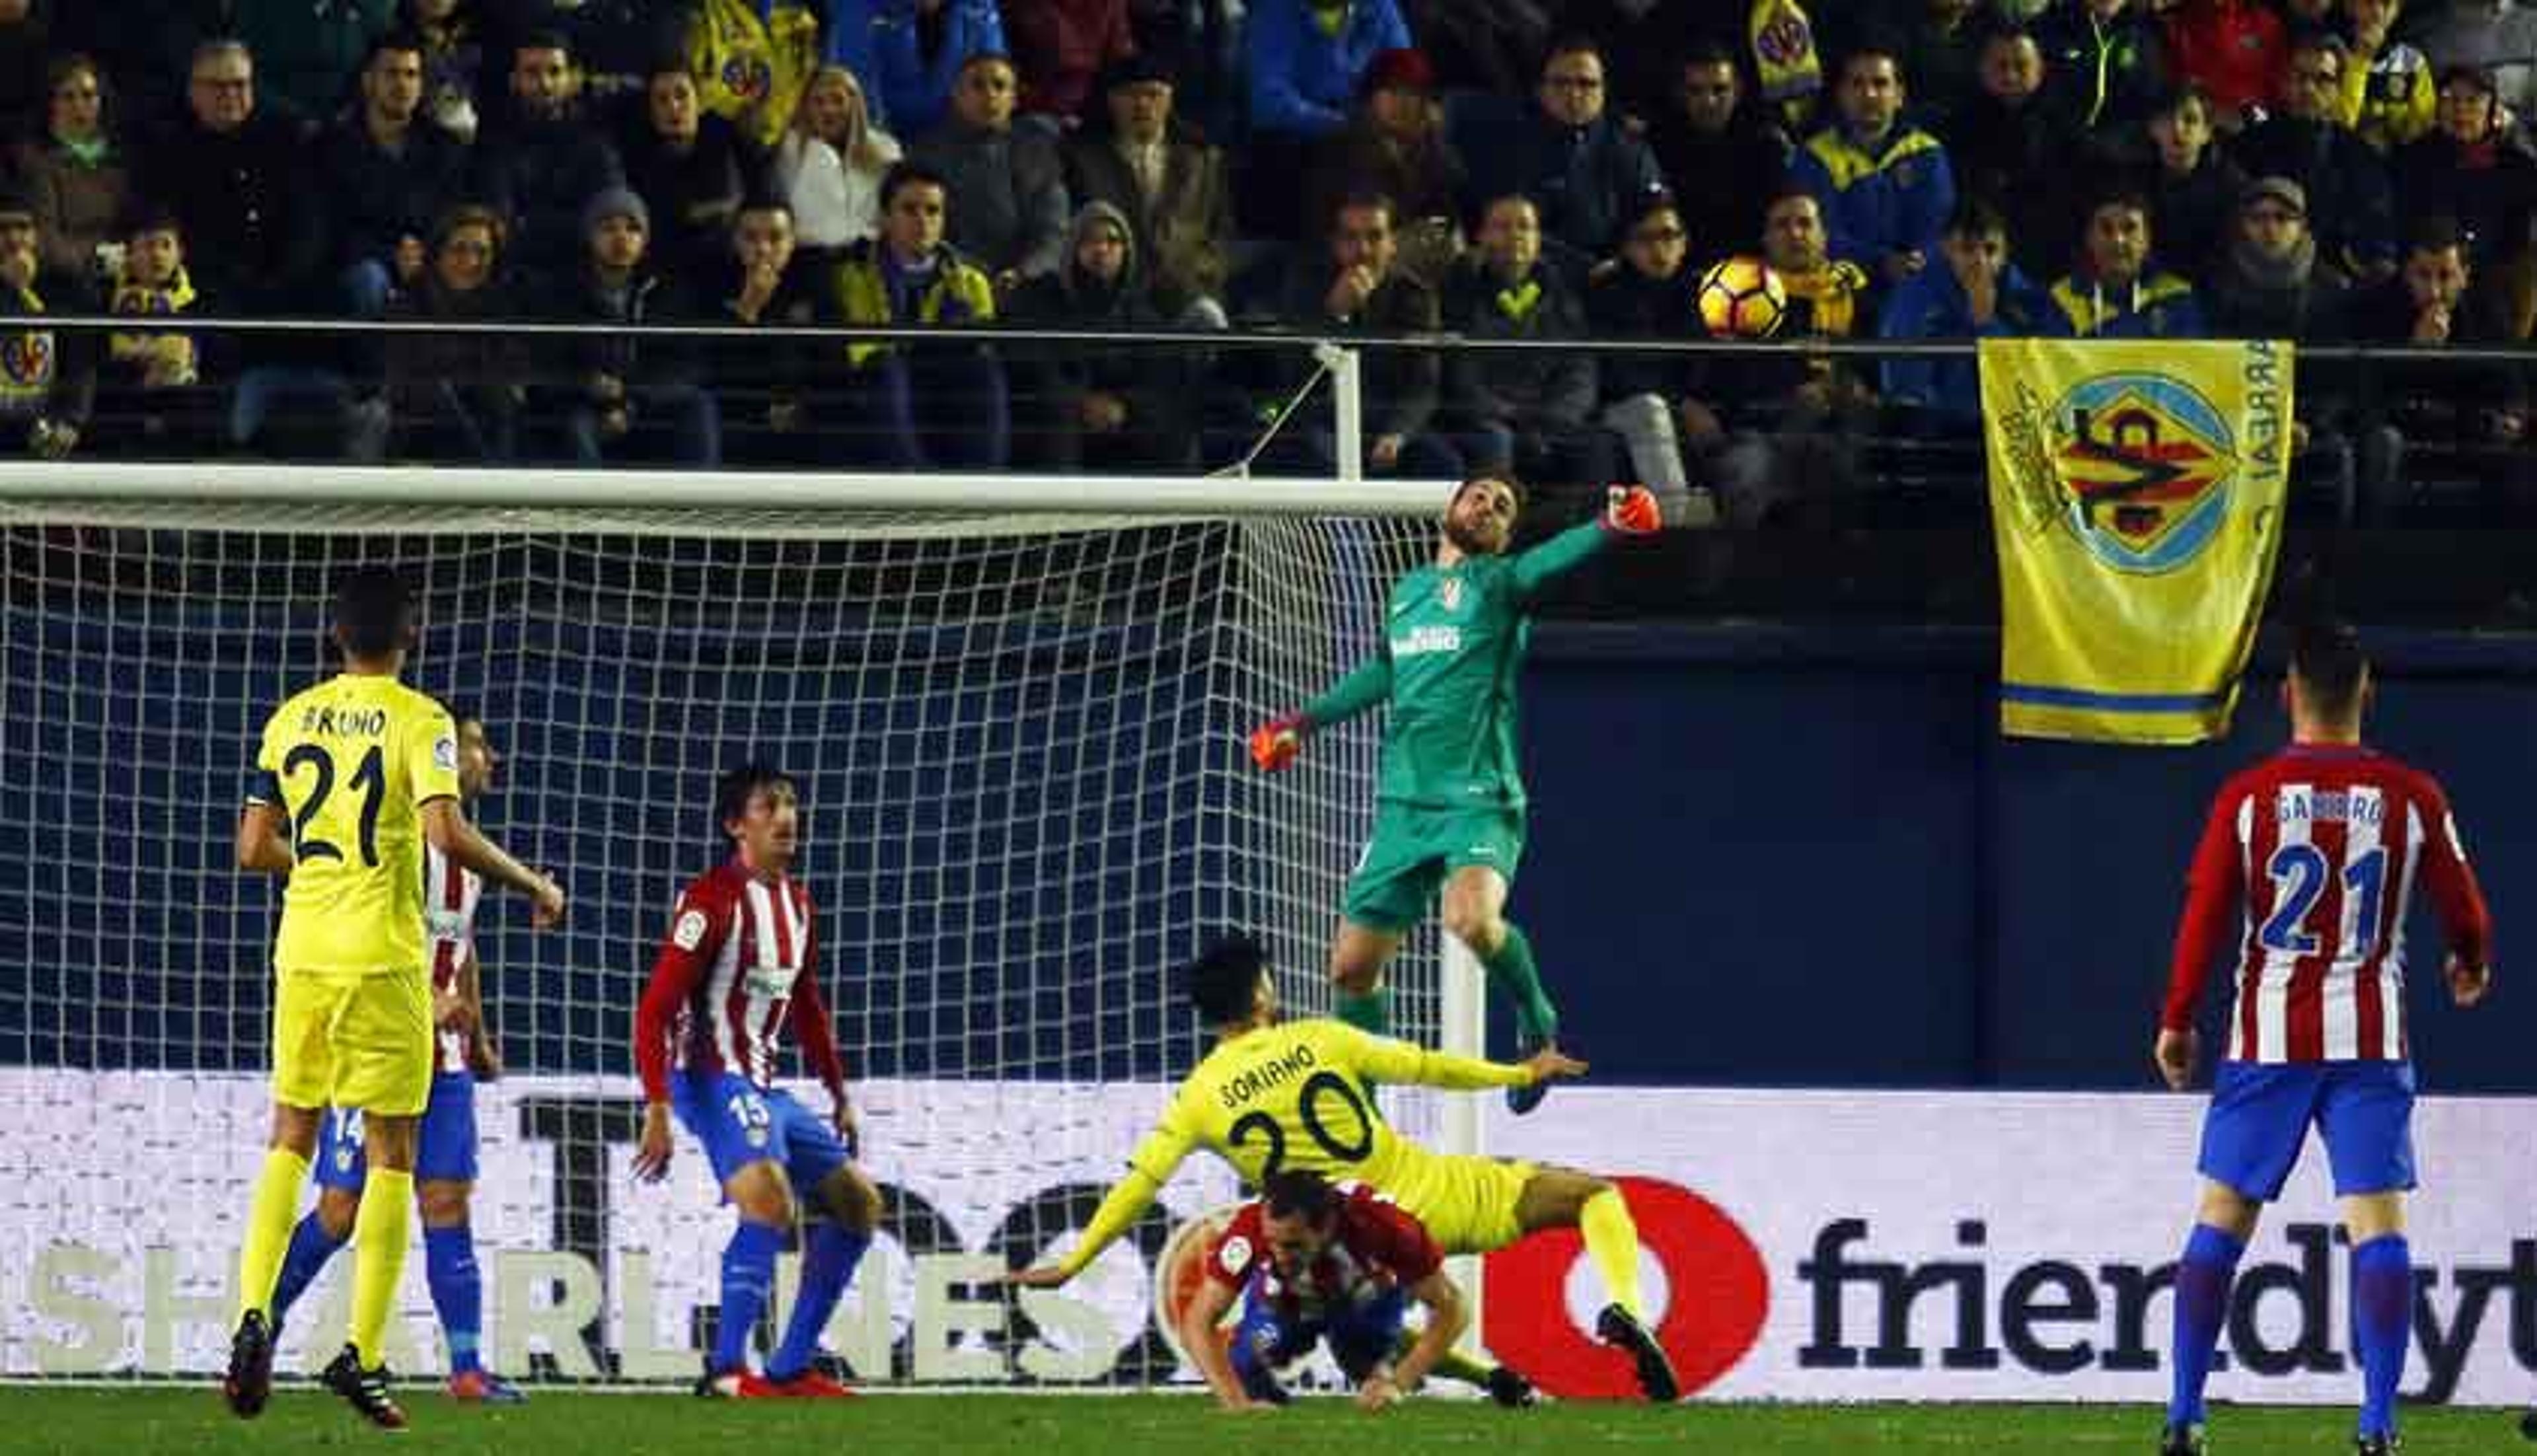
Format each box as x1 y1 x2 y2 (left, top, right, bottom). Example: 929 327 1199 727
249 674 460 976
1124 1019 1529 1190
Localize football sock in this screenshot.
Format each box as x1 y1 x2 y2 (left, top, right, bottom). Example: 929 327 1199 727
268 1210 349 1324
1335 987 1390 1037
2351 1234 2411 1439
425 1222 486 1376
348 1167 414 1368
714 1219 786 1375
234 1146 313 1322
769 1221 871 1380
2166 1223 2246 1428
1479 924 1559 1044
1580 1187 1646 1321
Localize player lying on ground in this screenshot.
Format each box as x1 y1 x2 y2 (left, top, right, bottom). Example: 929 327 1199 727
1006 934 1682 1401
1179 1169 1535 1412
263 713 527 1402
1251 480 1662 1114
2154 621 2493 1456
227 567 566 1430
633 764 881 1398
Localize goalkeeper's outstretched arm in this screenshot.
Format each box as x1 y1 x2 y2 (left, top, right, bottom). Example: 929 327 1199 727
1508 485 1660 600
1251 656 1394 771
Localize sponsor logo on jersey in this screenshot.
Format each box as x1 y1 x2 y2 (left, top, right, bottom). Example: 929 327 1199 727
745 964 793 997
671 909 710 951
1391 625 1463 657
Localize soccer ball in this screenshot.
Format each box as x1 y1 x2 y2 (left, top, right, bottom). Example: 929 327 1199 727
1697 256 1787 340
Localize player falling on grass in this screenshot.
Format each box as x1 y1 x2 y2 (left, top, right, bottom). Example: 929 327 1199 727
261 712 527 1403
1250 478 1662 1114
1008 934 1682 1401
1179 1168 1535 1412
226 567 566 1429
2154 622 2493 1456
632 763 881 1398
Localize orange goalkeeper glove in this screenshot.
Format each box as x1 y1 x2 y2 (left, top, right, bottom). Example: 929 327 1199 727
1249 713 1305 772
1603 484 1662 535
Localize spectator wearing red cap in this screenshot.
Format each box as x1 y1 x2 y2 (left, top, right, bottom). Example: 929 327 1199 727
1300 47 1466 281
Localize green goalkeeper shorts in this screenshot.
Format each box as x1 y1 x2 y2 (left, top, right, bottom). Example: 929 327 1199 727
1340 800 1526 933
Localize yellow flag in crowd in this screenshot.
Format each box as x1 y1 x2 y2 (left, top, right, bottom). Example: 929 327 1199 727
1979 338 2295 745
689 0 821 148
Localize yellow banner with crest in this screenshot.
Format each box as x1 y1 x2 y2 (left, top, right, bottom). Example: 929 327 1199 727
1981 338 2295 745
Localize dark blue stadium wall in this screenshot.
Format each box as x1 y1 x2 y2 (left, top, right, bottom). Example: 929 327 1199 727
1514 625 2537 1093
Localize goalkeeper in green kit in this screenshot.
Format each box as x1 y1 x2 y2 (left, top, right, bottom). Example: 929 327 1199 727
1251 478 1662 1114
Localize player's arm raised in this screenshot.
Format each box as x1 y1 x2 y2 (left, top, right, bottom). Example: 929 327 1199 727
1175 1272 1261 1412
1251 656 1395 772
2156 784 2247 1090
420 798 564 928
1503 485 1662 601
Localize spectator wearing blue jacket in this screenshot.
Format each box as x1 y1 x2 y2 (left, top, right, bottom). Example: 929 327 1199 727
825 0 1006 138
2041 192 2206 339
1791 44 1956 287
1879 197 2043 430
1239 0 1411 237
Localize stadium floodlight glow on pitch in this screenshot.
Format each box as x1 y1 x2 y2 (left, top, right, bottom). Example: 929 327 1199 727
0 461 1489 1387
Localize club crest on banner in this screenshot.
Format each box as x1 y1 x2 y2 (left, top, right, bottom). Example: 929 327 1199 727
2041 372 2237 575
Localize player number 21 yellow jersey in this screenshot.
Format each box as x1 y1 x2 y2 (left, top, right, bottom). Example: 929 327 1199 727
249 674 461 976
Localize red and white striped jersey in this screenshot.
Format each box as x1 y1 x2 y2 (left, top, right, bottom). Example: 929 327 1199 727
422 841 483 1076
2164 744 2491 1063
635 858 845 1099
1203 1181 1442 1327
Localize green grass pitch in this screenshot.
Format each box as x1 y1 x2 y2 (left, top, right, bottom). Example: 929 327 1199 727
1 1388 2520 1456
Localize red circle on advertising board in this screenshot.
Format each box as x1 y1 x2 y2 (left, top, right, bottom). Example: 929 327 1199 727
1481 1177 1768 1399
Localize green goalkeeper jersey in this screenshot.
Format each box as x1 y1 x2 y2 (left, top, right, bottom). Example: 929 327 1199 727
1304 521 1609 811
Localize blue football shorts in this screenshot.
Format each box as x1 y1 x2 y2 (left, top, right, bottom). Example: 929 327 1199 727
669 1069 851 1191
2197 1060 2417 1201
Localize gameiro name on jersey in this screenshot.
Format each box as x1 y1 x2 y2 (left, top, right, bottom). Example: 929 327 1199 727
2163 744 2491 1064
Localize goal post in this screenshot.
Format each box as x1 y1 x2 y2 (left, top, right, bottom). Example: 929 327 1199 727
0 462 1486 1387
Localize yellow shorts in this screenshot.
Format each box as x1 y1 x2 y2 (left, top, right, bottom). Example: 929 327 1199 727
271 968 433 1116
1386 1146 1539 1255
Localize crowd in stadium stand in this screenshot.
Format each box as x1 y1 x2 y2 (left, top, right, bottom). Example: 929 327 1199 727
0 0 2531 522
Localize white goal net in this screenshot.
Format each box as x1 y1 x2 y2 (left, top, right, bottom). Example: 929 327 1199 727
0 466 1458 1387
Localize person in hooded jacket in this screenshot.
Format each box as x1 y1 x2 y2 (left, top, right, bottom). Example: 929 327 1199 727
1006 199 1195 472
